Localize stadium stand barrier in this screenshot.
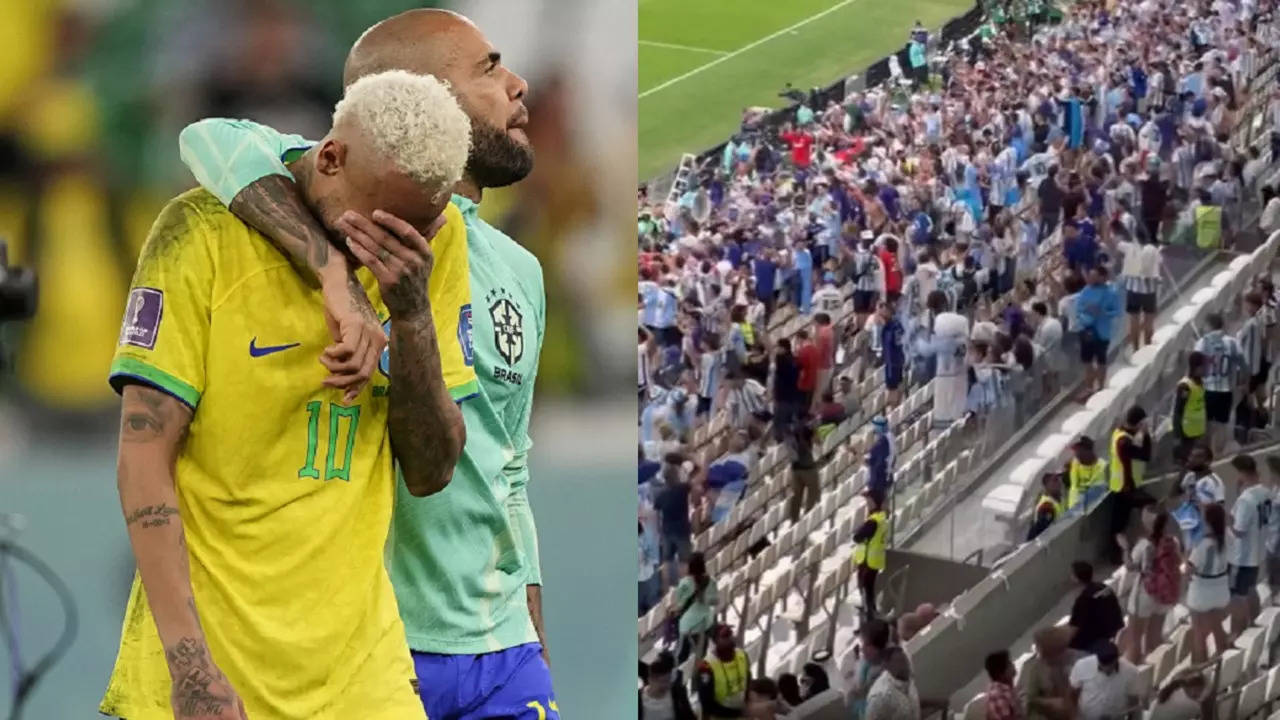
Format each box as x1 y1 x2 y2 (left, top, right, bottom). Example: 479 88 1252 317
906 227 1280 711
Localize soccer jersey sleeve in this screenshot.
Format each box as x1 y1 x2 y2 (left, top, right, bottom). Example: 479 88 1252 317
109 197 215 410
178 118 313 207
428 204 481 402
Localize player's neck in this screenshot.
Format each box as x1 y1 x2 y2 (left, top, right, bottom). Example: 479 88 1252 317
454 176 483 203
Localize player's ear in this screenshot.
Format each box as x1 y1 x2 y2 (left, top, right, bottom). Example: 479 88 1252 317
314 138 348 176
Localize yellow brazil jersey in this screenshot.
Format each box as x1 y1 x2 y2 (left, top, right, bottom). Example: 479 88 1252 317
99 190 474 720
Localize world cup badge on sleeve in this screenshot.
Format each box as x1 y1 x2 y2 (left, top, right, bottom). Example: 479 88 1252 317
119 288 164 350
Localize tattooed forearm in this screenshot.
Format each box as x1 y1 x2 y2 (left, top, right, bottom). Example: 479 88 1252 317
166 636 233 717
125 503 180 528
388 310 464 497
347 271 381 324
229 174 340 286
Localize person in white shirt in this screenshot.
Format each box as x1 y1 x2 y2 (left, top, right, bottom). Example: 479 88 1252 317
1031 301 1064 393
1117 235 1162 353
811 272 844 319
1228 454 1270 636
1262 186 1280 236
1193 312 1246 455
1068 641 1139 720
1181 443 1226 507
1187 502 1231 663
865 647 920 720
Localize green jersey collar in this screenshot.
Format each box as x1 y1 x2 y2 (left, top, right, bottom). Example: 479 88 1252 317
451 193 479 217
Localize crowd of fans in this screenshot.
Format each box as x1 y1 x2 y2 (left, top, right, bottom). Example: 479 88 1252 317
639 0 1280 714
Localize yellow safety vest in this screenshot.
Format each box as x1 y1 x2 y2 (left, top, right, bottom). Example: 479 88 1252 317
707 649 750 710
1179 377 1207 439
1067 459 1106 509
1195 205 1222 249
1037 494 1063 521
1109 428 1145 491
853 511 888 571
738 322 755 348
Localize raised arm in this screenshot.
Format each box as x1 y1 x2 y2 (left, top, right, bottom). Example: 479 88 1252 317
178 119 383 400
117 385 246 720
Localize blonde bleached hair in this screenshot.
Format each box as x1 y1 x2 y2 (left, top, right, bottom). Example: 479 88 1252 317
333 69 471 193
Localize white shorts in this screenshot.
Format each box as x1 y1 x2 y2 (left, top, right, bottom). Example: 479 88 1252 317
1127 582 1172 619
1187 577 1230 613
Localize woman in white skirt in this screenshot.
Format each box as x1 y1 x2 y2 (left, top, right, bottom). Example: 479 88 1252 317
1186 503 1231 664
1120 509 1183 664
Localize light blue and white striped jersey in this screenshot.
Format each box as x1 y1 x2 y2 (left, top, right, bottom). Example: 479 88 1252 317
641 282 679 328
991 146 1019 204
853 249 880 292
1239 314 1264 375
699 348 723 400
1195 330 1245 392
1173 145 1196 190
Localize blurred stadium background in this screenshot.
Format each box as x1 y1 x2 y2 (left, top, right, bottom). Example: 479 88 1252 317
0 0 636 717
638 0 972 180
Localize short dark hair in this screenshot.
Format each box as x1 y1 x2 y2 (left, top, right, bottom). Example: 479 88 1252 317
1232 454 1258 475
1072 560 1093 583
862 618 892 649
1125 406 1147 426
1207 313 1225 331
1095 641 1119 666
649 650 675 675
748 677 779 699
1031 301 1048 316
985 650 1012 681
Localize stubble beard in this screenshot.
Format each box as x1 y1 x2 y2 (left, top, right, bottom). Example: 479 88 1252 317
465 118 535 190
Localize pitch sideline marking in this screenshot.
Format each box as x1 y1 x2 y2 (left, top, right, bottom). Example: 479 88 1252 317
638 0 857 99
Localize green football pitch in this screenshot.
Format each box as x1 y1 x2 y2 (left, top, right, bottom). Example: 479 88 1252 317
639 0 975 182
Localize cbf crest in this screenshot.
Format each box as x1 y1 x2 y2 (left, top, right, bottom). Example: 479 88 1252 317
486 287 524 366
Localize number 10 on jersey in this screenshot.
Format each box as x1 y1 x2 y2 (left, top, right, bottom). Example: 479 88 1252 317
298 401 361 482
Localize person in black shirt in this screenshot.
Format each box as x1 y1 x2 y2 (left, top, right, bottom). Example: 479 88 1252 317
1067 561 1125 652
788 417 820 523
654 456 694 586
773 339 804 441
1039 165 1064 241
1140 169 1169 243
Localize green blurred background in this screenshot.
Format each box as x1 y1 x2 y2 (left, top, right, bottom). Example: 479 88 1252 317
638 0 971 180
0 0 636 717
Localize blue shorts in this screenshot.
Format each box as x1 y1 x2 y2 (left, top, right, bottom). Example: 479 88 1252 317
413 643 557 720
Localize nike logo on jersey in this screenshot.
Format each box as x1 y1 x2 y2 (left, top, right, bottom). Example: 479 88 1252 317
249 338 300 357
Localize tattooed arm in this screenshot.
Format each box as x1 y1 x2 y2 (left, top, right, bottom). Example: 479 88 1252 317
116 384 247 719
230 174 384 401
179 118 382 401
339 209 465 497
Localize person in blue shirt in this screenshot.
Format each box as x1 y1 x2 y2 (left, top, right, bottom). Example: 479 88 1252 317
865 416 896 506
752 250 780 322
1064 204 1099 273
794 239 814 314
1075 264 1122 399
880 298 907 407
